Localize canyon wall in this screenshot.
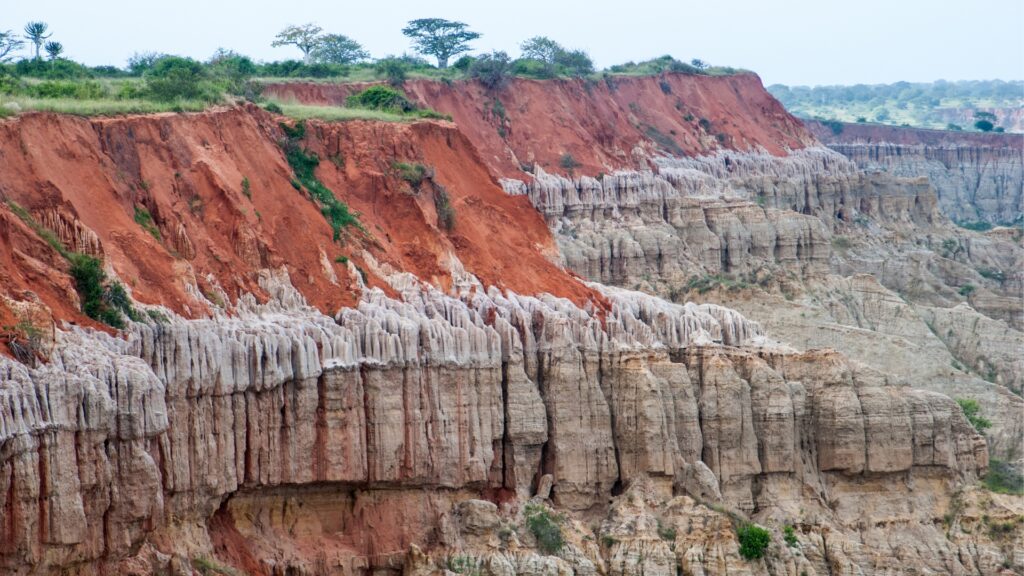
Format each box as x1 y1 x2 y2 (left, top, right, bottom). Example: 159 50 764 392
806 120 1024 225
0 73 1021 576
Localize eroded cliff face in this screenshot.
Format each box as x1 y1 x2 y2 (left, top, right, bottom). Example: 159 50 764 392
0 80 1021 576
806 120 1024 225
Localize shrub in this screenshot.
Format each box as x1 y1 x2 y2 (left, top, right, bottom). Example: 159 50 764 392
392 161 432 190
958 284 976 297
69 253 137 328
133 205 161 240
559 152 580 174
374 57 408 86
525 503 564 555
241 177 252 199
736 523 771 560
978 268 1006 283
984 459 1024 495
956 220 993 232
657 519 677 541
145 56 209 101
974 119 994 132
346 85 414 112
468 51 512 91
434 185 456 231
956 398 991 432
783 525 798 547
659 79 672 94
28 80 107 99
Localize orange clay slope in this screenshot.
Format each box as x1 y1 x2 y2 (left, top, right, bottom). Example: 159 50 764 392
0 105 602 333
264 72 816 177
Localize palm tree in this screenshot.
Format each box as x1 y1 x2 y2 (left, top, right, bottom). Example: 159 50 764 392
23 21 52 60
44 41 63 61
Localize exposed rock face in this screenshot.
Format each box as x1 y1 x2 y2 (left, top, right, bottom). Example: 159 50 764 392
501 147 1024 461
264 73 816 178
807 120 1024 225
0 88 1020 576
0 271 994 574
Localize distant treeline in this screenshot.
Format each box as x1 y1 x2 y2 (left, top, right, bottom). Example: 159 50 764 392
768 80 1023 132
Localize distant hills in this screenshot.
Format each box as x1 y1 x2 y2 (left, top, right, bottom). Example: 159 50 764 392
768 80 1023 133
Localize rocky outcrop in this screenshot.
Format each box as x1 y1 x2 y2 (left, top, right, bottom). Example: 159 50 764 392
807 120 1024 225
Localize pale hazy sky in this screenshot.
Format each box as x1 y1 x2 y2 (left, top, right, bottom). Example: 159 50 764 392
5 0 1022 86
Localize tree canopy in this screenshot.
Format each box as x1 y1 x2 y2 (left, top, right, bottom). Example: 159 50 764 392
311 34 370 65
271 24 323 64
401 18 480 68
23 21 51 60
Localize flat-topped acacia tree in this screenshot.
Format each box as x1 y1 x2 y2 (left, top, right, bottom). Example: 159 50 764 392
401 18 480 68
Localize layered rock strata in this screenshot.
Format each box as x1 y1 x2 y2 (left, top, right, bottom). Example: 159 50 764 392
0 269 994 574
807 120 1024 225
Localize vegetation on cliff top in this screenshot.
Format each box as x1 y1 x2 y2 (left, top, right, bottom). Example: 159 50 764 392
1 18 743 119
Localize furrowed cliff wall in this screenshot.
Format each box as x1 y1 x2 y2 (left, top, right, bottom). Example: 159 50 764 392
0 73 1021 576
807 120 1024 225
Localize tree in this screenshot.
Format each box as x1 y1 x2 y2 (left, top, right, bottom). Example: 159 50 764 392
469 51 512 91
271 24 323 64
554 49 594 77
128 52 163 75
44 41 63 61
520 36 562 64
311 34 369 64
974 119 994 132
145 56 206 101
0 30 25 63
690 58 708 71
401 18 479 68
23 21 52 60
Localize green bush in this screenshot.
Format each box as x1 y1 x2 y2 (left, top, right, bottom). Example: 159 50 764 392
984 459 1024 495
958 284 976 297
68 253 137 328
736 523 771 560
264 102 283 114
783 525 798 547
468 51 512 91
346 85 414 112
956 220 993 232
956 398 991 432
559 152 580 173
145 56 208 101
393 161 432 189
28 80 107 99
525 503 564 555
133 205 161 240
434 185 456 231
374 57 408 86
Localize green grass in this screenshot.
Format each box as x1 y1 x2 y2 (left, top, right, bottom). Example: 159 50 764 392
0 96 208 117
271 102 430 123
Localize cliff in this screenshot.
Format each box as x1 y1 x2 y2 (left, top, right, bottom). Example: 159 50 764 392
265 73 815 177
806 120 1024 225
1 76 1021 576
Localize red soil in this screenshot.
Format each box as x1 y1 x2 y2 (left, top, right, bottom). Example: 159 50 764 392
264 73 815 177
0 105 600 331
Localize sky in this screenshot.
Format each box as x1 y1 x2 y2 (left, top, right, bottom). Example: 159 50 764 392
5 0 1023 86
